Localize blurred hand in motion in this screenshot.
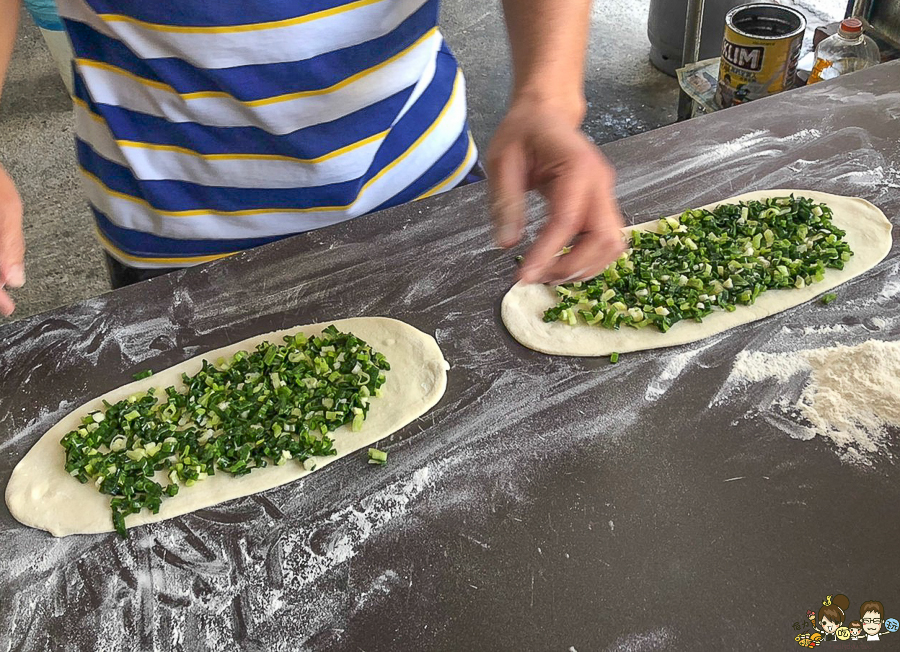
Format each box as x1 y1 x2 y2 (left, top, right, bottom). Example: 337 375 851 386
487 98 625 285
0 164 25 316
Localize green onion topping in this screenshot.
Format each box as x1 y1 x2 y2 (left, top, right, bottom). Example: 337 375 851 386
609 352 620 364
367 447 388 466
60 325 390 537
821 292 838 305
132 370 154 381
543 196 853 332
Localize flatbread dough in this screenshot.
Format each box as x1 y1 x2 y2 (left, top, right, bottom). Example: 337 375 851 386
502 190 893 356
6 317 449 537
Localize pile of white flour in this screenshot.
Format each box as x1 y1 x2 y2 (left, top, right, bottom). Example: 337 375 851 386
730 339 900 460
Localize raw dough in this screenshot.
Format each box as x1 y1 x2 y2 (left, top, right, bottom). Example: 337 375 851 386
6 317 449 537
502 190 893 356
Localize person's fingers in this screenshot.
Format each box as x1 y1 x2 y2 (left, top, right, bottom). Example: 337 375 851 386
518 172 589 284
541 228 625 284
535 171 626 284
0 260 24 288
0 166 25 290
486 139 527 248
0 288 14 317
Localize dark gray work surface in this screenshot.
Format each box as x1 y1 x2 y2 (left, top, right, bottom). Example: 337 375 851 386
2 62 899 652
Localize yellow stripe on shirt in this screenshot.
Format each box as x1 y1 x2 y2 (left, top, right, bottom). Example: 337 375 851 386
73 96 388 165
98 0 387 35
74 27 438 107
95 227 237 265
72 97 107 124
416 132 477 200
79 72 462 218
116 130 388 165
357 71 462 196
81 167 345 217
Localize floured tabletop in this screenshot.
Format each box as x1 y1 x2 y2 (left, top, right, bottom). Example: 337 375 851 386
1 62 899 651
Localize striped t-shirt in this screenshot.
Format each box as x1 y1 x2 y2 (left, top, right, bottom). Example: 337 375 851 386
56 0 477 268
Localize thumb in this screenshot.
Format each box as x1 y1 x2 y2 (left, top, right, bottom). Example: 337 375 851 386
0 166 25 288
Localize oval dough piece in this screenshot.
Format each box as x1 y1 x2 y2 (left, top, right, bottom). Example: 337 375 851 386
6 317 449 537
502 190 893 356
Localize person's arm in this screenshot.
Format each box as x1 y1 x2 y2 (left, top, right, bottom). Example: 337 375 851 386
1 0 26 316
488 0 624 285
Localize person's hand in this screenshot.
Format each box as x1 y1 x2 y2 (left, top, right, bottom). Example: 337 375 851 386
487 99 625 285
0 164 25 316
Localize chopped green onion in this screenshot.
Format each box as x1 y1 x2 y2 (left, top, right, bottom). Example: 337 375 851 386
609 352 620 364
132 370 154 381
821 292 838 305
543 196 853 332
368 448 388 466
60 325 391 537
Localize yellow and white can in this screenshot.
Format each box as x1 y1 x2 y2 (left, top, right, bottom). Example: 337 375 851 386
716 3 806 108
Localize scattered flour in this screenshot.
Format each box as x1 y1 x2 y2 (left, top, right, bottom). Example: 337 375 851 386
780 128 822 143
729 339 900 461
0 400 75 454
603 627 674 651
281 466 435 590
731 350 809 383
800 323 851 336
879 279 900 301
644 339 719 402
352 569 401 613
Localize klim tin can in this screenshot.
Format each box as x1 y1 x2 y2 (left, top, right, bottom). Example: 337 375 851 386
715 3 806 108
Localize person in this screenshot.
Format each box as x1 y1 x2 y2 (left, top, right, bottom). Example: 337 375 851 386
0 0 625 317
815 594 850 642
860 600 888 641
848 620 863 640
20 0 75 93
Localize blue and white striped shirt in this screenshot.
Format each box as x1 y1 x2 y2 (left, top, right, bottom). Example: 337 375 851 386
57 0 477 267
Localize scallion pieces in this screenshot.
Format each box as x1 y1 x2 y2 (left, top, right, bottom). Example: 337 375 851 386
60 325 390 538
821 292 838 305
609 352 620 364
544 196 853 332
132 370 153 380
368 448 388 466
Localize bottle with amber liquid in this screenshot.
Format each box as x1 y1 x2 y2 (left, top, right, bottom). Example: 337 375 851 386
808 18 880 84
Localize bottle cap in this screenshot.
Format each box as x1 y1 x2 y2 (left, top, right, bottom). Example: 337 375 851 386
839 18 863 35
